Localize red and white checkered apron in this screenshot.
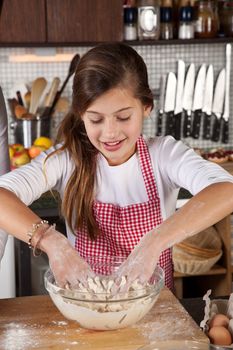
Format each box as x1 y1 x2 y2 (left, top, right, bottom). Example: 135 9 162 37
75 136 173 290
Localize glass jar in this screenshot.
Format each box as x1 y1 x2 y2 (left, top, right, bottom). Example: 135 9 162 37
137 0 160 40
194 0 219 38
218 1 233 37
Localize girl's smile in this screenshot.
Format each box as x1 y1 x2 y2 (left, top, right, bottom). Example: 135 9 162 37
102 139 126 152
82 87 151 166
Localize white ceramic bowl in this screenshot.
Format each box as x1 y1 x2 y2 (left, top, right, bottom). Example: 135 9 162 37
44 257 164 330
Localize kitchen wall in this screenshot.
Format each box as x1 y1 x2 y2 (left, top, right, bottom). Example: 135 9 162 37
0 43 232 149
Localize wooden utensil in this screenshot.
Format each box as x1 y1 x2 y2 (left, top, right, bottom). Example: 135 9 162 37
54 96 70 113
40 77 60 118
49 53 80 115
24 91 31 109
29 77 47 115
14 104 28 119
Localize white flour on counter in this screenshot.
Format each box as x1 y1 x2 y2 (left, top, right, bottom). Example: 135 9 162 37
133 298 199 343
0 321 81 350
136 316 197 341
52 320 68 326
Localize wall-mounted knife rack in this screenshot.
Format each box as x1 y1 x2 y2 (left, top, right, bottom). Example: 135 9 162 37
0 41 232 150
139 42 233 151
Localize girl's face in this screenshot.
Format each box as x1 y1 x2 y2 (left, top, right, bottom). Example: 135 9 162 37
82 87 151 166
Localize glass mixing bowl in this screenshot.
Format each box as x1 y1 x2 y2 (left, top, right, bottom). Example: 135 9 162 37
44 257 164 330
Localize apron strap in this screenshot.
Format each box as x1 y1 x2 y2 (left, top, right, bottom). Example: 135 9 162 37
137 136 159 201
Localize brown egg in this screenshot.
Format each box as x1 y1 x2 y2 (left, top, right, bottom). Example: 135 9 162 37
208 326 232 346
209 313 230 329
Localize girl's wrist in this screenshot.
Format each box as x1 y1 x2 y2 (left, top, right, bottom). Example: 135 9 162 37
38 226 66 255
150 228 167 252
27 220 50 257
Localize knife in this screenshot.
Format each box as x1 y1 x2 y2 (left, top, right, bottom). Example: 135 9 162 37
191 63 206 139
202 64 214 140
221 44 232 144
174 60 185 140
164 72 177 137
182 63 195 138
156 75 167 136
211 68 226 142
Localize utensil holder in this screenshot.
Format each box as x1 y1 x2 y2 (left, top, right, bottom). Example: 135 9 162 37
10 115 51 148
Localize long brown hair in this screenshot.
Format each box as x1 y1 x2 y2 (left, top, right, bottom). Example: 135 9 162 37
51 43 154 239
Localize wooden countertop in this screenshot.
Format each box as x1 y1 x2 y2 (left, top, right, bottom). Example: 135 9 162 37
0 288 209 350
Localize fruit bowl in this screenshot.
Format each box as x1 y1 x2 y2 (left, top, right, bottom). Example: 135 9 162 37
44 257 164 330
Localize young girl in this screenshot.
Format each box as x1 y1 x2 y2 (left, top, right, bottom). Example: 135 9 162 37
0 43 233 292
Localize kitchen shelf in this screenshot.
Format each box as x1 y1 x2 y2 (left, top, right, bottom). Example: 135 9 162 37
0 37 233 48
125 37 233 46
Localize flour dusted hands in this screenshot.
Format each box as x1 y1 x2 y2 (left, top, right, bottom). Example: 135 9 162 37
40 226 95 288
113 230 162 291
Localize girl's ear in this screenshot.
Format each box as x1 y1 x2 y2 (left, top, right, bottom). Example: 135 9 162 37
144 104 152 118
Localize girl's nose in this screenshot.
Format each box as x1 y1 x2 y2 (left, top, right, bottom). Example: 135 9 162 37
104 119 117 138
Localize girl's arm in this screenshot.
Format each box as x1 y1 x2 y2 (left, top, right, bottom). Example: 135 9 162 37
115 182 233 285
0 188 42 241
154 181 233 253
0 146 68 244
0 187 95 287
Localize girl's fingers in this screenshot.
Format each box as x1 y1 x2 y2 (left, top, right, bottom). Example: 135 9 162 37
110 276 124 295
54 276 66 288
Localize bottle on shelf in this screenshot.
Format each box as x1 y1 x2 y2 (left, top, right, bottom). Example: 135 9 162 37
160 0 174 39
218 0 233 37
178 0 195 39
137 0 160 40
194 0 219 38
124 7 138 41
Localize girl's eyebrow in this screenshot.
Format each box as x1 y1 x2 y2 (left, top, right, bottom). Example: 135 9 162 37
86 107 133 115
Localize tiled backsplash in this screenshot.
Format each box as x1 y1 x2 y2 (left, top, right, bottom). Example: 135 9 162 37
0 43 232 149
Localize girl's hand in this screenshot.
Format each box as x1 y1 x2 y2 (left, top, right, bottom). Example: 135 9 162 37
113 230 161 291
40 227 95 288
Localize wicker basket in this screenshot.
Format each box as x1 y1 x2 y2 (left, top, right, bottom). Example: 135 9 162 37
179 226 222 251
176 242 222 259
173 245 222 275
172 226 223 275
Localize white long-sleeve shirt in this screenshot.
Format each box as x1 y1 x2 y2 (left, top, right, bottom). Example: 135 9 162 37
0 136 232 246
